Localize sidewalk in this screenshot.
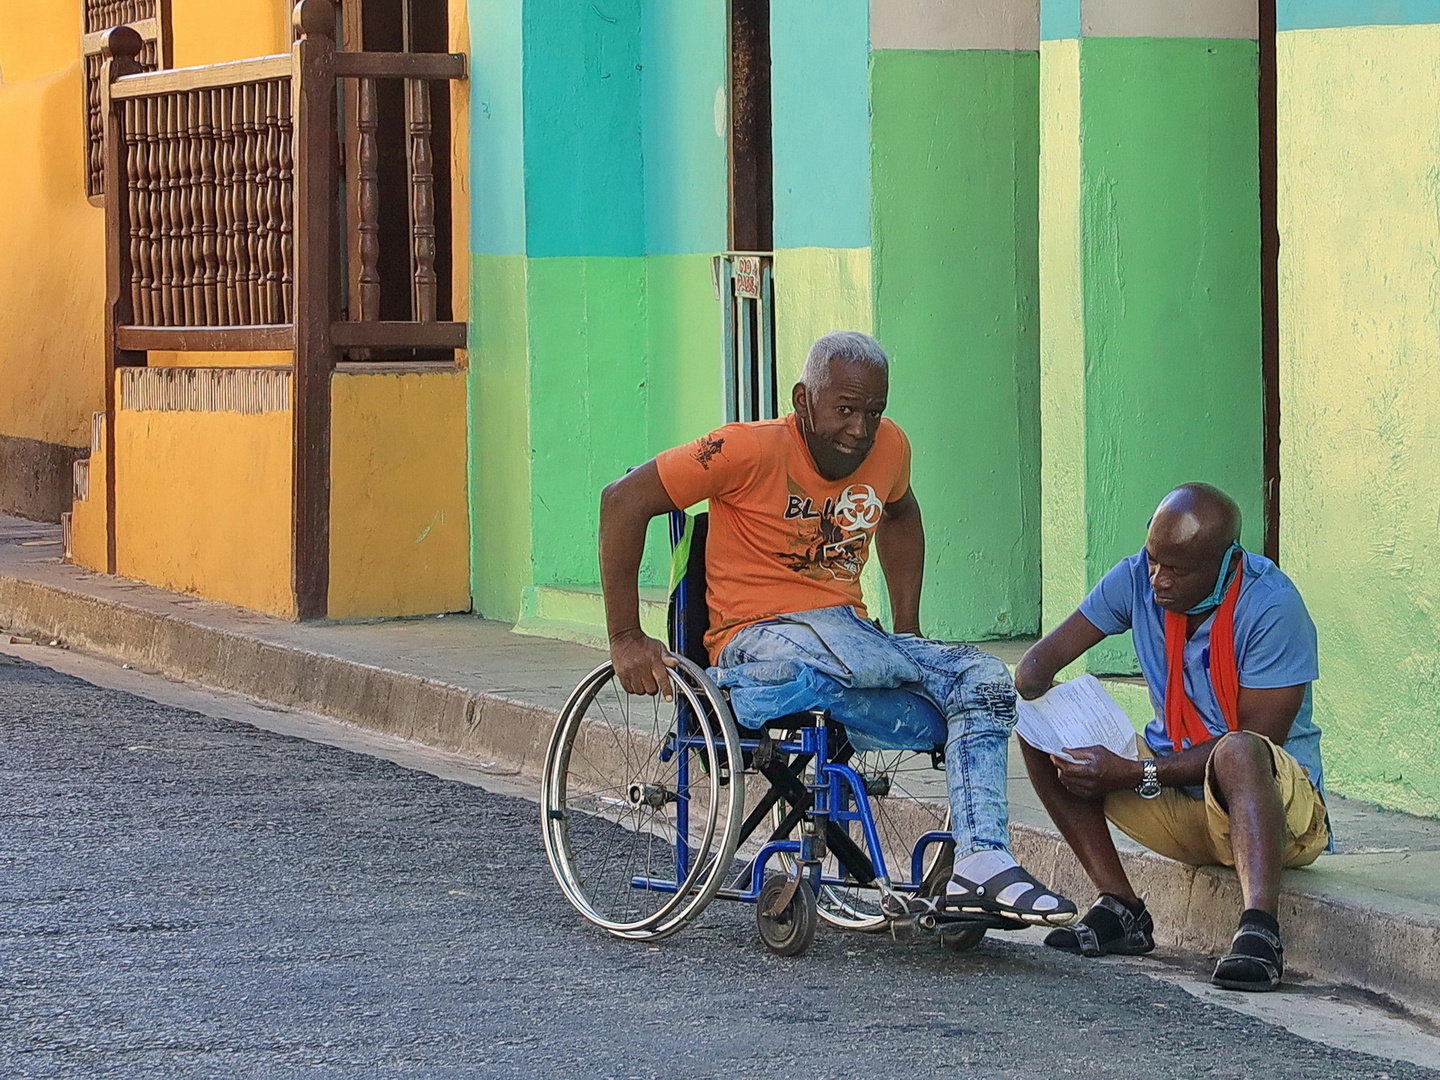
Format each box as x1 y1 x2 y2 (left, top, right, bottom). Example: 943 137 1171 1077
2 513 1437 1017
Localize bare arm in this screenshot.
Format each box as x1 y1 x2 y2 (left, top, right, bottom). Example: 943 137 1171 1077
598 459 679 697
875 487 923 636
1014 609 1107 699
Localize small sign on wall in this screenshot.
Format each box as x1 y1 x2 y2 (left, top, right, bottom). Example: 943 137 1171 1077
733 256 763 299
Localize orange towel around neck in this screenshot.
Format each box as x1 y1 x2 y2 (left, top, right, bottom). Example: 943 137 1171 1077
1162 555 1243 751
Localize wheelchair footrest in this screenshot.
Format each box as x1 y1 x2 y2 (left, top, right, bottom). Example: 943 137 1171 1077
887 910 1023 942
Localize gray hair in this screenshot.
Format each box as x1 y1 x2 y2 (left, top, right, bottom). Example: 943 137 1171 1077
800 331 890 390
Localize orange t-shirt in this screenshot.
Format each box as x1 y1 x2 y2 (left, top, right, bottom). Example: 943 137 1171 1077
655 413 912 661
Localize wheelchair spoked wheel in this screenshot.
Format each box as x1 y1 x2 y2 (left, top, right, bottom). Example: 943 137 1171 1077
772 746 951 932
541 656 744 940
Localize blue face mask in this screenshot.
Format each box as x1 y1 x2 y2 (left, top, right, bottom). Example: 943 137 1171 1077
1186 542 1243 615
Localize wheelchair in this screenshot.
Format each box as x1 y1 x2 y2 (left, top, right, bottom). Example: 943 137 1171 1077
541 511 1013 956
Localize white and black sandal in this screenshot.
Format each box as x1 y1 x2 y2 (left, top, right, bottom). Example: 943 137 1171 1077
945 865 1078 926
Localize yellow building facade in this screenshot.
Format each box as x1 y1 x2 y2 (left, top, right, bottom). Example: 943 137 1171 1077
1 0 471 620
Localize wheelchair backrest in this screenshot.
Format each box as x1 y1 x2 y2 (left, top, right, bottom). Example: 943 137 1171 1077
667 510 711 667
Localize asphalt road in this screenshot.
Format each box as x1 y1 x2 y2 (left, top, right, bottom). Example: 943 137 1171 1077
1 653 1433 1080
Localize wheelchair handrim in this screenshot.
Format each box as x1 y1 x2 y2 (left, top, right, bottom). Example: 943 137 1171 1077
540 659 743 939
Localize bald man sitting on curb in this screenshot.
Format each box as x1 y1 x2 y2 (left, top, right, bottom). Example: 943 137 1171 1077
1014 484 1329 991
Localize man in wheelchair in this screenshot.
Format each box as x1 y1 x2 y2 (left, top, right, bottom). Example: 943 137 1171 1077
598 330 1077 928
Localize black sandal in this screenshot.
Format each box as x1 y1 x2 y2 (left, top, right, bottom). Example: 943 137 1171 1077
944 864 1077 926
1213 921 1284 991
1045 895 1155 957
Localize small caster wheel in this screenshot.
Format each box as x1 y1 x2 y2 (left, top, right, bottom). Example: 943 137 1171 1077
939 925 986 952
757 875 817 957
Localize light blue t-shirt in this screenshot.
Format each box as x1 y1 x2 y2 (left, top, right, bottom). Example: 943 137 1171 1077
1079 549 1326 802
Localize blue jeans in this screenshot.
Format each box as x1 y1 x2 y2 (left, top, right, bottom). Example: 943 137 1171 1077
713 606 1017 858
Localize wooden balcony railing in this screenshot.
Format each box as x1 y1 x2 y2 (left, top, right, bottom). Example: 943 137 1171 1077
95 0 467 617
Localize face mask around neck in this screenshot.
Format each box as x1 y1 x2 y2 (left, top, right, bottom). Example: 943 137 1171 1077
1186 542 1243 615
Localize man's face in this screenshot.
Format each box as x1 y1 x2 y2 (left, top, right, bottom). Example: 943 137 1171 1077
1145 519 1225 614
792 359 889 481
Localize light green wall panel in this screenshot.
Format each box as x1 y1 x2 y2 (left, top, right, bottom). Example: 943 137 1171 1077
469 254 534 620
645 254 726 450
1038 38 1088 640
526 256 651 589
1277 25 1440 817
772 247 873 390
872 47 1041 641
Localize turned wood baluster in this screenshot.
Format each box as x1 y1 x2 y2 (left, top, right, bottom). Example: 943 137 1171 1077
214 87 234 324
262 81 284 324
124 99 144 319
135 96 155 324
252 81 272 323
165 93 183 325
230 87 252 325
156 95 175 325
407 79 437 323
355 76 381 322
277 81 294 325
177 93 198 325
130 97 153 324
242 84 263 323
86 56 104 197
197 90 219 325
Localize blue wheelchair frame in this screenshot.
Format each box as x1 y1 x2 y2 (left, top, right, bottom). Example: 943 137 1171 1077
628 510 954 912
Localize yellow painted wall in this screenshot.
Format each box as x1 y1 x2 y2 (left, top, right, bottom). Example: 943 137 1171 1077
0 0 298 445
1037 38 1088 642
114 389 295 617
772 247 872 390
0 0 103 449
170 0 292 67
327 367 471 619
1278 24 1440 818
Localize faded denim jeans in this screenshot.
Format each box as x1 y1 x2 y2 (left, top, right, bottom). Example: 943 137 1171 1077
713 605 1018 858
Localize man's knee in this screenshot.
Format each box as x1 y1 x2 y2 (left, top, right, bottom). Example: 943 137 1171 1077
955 655 1016 727
1208 731 1278 802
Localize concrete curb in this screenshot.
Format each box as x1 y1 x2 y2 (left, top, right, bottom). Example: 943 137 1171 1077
3 569 1438 1016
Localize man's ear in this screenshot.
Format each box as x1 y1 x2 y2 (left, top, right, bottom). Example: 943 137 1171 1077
791 382 808 424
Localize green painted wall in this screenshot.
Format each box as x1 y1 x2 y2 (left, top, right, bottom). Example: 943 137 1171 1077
1040 36 1265 674
872 47 1041 641
526 257 650 588
645 254 725 454
1277 24 1440 818
469 254 533 621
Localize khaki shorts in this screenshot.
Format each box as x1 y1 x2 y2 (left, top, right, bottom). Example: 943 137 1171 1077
1104 732 1330 869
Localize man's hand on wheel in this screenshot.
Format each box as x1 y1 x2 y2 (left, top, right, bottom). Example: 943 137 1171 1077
609 629 676 701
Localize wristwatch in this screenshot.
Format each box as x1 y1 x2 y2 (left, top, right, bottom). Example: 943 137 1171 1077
1135 759 1162 800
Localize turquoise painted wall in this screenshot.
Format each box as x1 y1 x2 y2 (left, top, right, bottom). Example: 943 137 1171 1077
770 0 871 250
467 0 725 618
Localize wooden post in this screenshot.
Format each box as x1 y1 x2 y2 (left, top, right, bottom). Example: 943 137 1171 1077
290 0 336 620
100 25 145 576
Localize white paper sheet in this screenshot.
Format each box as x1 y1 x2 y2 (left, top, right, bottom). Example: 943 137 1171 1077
1015 674 1139 763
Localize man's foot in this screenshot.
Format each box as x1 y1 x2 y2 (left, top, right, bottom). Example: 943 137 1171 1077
1212 909 1284 992
1045 894 1155 957
944 850 1077 926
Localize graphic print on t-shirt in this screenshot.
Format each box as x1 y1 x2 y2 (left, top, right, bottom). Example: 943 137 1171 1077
775 478 884 583
693 435 725 470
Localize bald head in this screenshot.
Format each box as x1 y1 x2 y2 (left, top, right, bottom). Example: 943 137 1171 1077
1145 483 1242 613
